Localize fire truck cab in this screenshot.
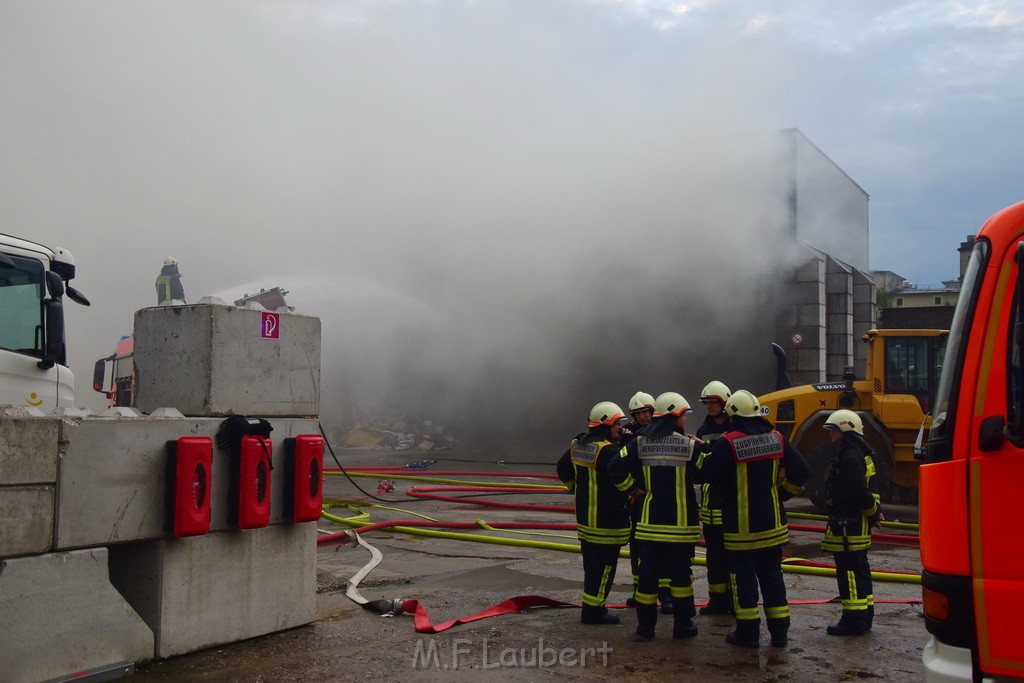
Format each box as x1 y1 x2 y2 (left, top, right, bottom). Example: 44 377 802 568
921 200 1024 681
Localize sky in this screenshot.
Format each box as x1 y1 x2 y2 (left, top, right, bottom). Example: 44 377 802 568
2 1 1022 445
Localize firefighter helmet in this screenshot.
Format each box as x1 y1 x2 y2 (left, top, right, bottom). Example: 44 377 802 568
164 256 178 266
824 409 864 435
628 391 655 414
652 392 692 418
700 381 732 404
588 401 625 427
725 389 761 418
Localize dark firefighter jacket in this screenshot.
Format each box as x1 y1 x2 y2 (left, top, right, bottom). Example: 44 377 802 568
556 430 630 545
695 416 730 526
694 415 809 552
821 434 881 553
155 265 185 304
607 417 700 544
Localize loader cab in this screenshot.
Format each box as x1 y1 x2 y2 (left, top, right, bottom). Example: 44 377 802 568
865 329 947 431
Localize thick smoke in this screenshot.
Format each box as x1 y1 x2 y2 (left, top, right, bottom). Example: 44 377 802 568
2 1 807 452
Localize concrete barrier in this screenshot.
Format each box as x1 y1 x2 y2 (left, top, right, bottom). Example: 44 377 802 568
0 548 153 683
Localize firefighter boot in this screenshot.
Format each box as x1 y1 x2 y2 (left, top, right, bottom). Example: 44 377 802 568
699 591 734 615
767 617 790 648
725 620 760 648
672 614 698 639
658 586 674 615
826 611 869 636
866 604 874 631
580 606 620 625
634 604 658 641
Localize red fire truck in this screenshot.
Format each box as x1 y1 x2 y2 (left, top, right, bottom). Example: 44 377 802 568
921 200 1024 680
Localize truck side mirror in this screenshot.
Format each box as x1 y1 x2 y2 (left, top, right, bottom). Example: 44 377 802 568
39 298 65 369
45 271 64 298
979 415 1006 451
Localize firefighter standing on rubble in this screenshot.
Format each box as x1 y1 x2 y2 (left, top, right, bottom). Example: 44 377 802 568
694 389 808 648
609 392 700 641
821 409 883 636
694 380 734 615
556 402 631 625
155 256 185 305
622 391 673 614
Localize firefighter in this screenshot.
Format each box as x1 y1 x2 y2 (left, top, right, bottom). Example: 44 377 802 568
694 389 809 648
821 409 883 636
609 392 701 641
556 401 631 625
623 391 655 440
155 257 185 305
622 391 671 613
695 380 733 615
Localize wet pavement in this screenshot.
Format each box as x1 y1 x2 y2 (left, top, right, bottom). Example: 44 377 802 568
131 449 926 682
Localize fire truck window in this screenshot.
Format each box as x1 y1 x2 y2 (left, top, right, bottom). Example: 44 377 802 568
1008 292 1022 433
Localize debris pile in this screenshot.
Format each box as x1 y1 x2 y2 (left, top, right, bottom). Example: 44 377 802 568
341 417 455 451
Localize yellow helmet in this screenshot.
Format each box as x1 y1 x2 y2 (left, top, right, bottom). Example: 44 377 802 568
588 401 625 427
700 380 732 405
725 389 761 418
652 392 692 418
824 409 864 435
628 391 655 414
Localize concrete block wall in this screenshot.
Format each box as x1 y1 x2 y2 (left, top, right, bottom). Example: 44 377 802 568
54 414 321 548
825 257 854 381
0 413 59 557
0 548 153 683
1 302 324 679
133 303 321 417
110 524 316 659
774 248 878 386
776 253 826 385
852 269 878 378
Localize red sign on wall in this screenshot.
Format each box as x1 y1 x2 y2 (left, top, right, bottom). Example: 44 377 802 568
261 312 280 339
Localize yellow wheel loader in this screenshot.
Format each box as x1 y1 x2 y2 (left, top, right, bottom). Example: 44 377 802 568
759 328 947 509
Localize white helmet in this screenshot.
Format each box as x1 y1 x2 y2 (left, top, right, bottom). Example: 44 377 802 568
700 381 732 405
164 256 178 266
628 391 655 414
588 401 625 427
725 390 761 418
824 409 864 435
652 392 692 418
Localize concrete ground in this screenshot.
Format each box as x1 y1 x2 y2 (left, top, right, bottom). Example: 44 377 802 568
132 449 926 682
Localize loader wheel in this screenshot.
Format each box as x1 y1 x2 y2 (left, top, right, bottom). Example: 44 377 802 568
791 413 893 511
859 423 894 503
804 441 832 513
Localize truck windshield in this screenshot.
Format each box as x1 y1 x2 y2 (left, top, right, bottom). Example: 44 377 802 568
927 239 989 462
0 255 45 359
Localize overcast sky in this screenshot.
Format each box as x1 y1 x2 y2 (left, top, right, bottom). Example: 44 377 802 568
2 1 1021 438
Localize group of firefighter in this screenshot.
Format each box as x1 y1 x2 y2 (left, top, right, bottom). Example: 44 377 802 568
556 382 884 647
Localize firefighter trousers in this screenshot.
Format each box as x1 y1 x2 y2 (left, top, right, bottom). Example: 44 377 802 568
833 549 873 627
702 523 729 599
580 540 621 608
635 541 695 619
727 546 790 638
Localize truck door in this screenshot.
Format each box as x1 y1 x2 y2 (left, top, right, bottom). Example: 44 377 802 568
0 253 61 408
969 239 1024 677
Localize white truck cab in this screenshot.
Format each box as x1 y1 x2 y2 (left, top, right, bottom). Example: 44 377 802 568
0 233 89 410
